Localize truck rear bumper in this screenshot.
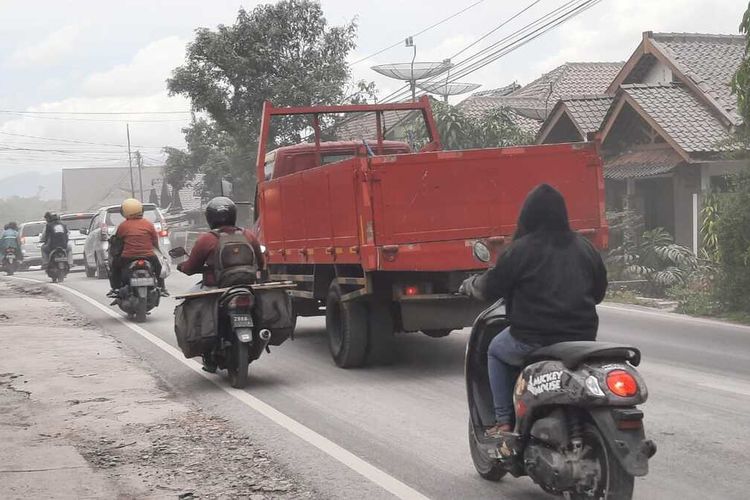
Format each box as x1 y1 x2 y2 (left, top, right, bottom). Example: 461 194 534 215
398 294 492 332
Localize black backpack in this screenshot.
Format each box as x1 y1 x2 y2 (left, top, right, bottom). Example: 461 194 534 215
211 228 258 287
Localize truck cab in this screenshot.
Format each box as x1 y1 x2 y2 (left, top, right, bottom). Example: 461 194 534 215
264 141 412 181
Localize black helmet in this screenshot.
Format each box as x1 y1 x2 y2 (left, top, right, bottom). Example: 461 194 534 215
44 211 59 222
205 197 237 229
7 222 17 231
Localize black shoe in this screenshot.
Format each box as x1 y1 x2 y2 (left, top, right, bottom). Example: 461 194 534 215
106 289 118 298
201 355 217 373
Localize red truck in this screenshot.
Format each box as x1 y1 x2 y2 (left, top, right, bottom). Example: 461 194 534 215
254 97 607 368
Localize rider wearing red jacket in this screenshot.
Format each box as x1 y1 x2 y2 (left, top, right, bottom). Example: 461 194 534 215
177 197 265 286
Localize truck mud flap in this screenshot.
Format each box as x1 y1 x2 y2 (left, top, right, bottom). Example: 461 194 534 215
399 294 493 331
588 407 655 477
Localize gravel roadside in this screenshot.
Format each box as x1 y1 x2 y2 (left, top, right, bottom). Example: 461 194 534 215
0 280 318 500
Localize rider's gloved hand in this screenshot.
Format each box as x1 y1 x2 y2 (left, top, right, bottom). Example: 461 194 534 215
459 276 475 296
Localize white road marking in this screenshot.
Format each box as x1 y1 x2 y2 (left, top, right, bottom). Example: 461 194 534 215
599 303 750 332
7 276 430 500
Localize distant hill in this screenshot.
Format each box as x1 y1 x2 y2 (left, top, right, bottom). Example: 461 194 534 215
0 171 62 200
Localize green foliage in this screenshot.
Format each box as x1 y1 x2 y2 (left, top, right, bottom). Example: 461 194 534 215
715 168 750 311
701 191 722 262
0 196 59 225
165 1 358 200
607 224 697 295
430 101 534 150
732 3 750 124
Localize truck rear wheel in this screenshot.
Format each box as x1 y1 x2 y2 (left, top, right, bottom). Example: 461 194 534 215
366 300 395 365
325 282 367 368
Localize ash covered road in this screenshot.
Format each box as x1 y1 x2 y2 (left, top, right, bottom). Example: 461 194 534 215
6 270 750 499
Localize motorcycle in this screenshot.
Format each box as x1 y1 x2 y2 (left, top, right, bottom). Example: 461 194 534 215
113 258 161 322
465 242 656 499
46 247 70 283
170 246 294 389
3 248 19 275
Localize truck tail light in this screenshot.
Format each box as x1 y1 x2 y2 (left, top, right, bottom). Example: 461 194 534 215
100 224 110 241
21 237 25 245
404 285 419 296
159 230 169 238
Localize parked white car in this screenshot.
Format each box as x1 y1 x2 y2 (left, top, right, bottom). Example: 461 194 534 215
61 212 94 268
18 220 45 269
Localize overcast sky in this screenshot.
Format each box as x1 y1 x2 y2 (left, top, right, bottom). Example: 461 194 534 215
0 0 745 188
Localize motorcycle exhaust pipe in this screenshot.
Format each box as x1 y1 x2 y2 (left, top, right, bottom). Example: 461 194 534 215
258 329 272 353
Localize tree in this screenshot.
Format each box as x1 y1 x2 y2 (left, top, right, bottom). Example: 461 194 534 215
0 196 59 225
715 170 750 311
430 101 534 150
166 1 358 200
732 3 750 124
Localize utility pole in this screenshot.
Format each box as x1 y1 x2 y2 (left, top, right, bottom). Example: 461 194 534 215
126 124 136 197
406 37 417 102
135 151 144 202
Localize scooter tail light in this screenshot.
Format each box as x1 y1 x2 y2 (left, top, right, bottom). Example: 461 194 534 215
606 370 638 397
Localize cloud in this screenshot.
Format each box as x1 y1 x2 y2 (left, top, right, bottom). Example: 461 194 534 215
0 36 194 184
532 0 745 79
83 36 187 97
6 25 82 68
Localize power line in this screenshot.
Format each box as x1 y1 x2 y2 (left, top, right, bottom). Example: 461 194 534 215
381 0 601 104
0 109 191 115
350 0 486 65
447 0 603 82
374 0 554 104
450 0 545 60
0 112 189 123
0 131 174 150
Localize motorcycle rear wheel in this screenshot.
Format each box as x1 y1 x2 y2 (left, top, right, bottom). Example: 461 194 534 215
568 424 634 500
228 341 249 389
468 419 507 481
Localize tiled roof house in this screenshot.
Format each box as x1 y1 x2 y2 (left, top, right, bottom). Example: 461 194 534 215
458 62 624 135
537 31 746 249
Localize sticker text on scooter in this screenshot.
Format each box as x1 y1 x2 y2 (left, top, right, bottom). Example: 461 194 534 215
527 370 564 395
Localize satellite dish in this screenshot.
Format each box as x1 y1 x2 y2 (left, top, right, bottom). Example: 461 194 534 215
371 62 453 81
417 82 482 102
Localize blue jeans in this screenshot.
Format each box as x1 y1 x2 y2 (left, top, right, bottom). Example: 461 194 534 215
487 327 538 425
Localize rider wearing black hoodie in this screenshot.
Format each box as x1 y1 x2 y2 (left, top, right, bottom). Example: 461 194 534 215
463 183 607 433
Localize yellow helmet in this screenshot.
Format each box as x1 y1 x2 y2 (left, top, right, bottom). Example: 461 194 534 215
121 198 143 219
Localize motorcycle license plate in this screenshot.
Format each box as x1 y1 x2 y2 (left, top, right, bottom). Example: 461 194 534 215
54 257 68 262
130 277 155 287
231 315 253 328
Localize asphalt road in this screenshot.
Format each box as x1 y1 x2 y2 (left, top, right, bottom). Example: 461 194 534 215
7 268 750 499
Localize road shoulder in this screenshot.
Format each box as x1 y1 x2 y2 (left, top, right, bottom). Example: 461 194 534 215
0 280 316 499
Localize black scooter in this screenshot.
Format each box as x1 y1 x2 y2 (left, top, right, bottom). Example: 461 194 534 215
3 248 19 275
113 259 161 322
46 247 69 283
465 242 656 499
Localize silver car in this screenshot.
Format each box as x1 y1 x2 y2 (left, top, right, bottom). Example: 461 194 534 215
19 220 45 268
81 203 171 279
61 213 94 268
